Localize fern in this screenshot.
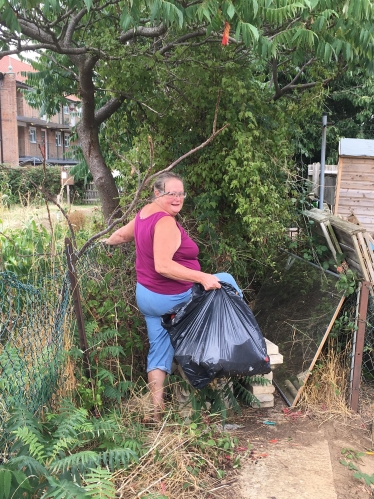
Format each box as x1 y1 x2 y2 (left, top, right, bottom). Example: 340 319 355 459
9 455 49 477
100 448 138 471
0 465 32 499
84 467 116 499
13 427 47 463
234 382 260 407
50 451 101 474
4 402 142 497
41 477 87 499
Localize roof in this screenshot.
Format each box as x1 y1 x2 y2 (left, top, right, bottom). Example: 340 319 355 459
17 115 71 130
0 56 35 82
0 55 80 102
339 138 374 158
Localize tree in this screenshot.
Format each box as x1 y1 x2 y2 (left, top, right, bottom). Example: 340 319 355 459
1 0 374 220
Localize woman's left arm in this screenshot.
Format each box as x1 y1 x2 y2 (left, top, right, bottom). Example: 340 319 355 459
104 218 135 245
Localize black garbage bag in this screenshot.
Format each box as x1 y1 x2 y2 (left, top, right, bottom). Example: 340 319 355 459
161 282 271 389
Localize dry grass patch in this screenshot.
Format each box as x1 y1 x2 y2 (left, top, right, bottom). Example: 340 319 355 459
114 390 239 499
298 343 352 417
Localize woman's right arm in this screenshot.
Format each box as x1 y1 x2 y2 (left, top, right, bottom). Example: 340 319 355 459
104 218 135 245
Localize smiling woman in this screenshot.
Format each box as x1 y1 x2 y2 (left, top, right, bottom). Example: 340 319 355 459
104 172 242 420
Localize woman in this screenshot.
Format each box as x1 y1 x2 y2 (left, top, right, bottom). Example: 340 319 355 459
105 172 241 420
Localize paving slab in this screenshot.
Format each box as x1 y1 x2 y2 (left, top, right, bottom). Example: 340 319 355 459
239 438 337 499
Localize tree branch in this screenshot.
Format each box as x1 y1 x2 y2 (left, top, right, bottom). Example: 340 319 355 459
119 23 167 44
158 28 207 55
94 96 126 125
272 76 335 100
77 92 228 257
64 8 89 45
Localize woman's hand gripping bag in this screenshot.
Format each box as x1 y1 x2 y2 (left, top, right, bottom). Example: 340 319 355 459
161 282 271 389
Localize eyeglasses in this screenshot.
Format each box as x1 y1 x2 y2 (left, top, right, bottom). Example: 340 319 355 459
159 191 187 199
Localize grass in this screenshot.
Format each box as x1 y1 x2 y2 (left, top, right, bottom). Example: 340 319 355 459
298 341 352 417
114 387 239 499
0 202 100 231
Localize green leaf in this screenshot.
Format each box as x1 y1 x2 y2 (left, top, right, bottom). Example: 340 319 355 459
83 0 92 10
226 3 235 19
2 470 11 499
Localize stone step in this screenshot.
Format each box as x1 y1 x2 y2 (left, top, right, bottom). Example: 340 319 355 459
265 338 279 355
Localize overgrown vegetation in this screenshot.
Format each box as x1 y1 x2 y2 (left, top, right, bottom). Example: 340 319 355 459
0 216 269 497
0 165 86 207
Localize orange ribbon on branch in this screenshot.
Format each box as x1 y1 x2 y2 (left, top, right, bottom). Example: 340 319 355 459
222 21 230 45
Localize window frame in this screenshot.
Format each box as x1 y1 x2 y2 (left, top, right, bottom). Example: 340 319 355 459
56 131 62 147
29 127 37 143
64 133 70 148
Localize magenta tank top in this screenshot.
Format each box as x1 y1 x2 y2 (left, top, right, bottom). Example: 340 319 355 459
134 211 201 295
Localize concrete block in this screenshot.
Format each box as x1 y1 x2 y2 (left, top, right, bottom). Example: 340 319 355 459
269 353 283 366
257 399 275 408
261 371 273 381
265 338 279 355
254 393 274 403
251 393 275 408
249 383 275 395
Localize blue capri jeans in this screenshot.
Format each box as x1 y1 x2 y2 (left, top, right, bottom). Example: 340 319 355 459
136 273 242 374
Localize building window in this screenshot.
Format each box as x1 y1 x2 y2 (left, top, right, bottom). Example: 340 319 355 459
63 105 69 114
29 127 36 143
64 133 70 148
56 132 62 147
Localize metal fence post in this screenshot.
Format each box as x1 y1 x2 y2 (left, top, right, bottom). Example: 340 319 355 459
65 237 91 381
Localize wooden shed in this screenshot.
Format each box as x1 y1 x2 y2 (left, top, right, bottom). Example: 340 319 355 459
334 138 374 233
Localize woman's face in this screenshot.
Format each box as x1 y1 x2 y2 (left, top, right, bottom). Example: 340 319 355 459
155 178 185 216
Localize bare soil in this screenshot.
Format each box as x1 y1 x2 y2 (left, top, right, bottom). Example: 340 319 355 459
221 390 374 499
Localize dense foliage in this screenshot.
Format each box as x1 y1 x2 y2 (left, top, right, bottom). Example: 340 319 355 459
2 0 374 218
0 166 61 206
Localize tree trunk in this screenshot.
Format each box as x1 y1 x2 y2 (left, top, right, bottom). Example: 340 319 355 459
75 56 121 222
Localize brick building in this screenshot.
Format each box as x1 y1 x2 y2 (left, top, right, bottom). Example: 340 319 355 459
0 56 79 166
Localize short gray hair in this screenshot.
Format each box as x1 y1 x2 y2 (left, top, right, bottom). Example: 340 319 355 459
152 172 183 195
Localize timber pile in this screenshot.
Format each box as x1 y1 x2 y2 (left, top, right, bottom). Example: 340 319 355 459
303 208 374 286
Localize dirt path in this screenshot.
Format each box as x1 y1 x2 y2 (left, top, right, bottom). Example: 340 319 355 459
222 392 374 499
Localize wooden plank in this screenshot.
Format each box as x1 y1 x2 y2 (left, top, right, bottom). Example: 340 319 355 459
341 165 374 171
334 157 343 215
340 180 374 189
364 232 374 267
326 223 343 254
339 202 374 212
339 200 374 210
292 295 346 407
302 208 331 223
320 222 337 262
332 227 359 247
338 242 362 265
328 215 366 235
337 203 374 212
338 189 374 199
341 158 374 167
350 282 370 412
357 232 374 283
338 217 374 233
352 235 371 281
345 257 364 277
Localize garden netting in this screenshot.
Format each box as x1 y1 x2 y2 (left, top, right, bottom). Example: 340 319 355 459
0 263 70 446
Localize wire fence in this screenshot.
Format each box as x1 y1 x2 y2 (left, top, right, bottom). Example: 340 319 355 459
362 294 374 383
1 239 374 446
0 265 70 445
